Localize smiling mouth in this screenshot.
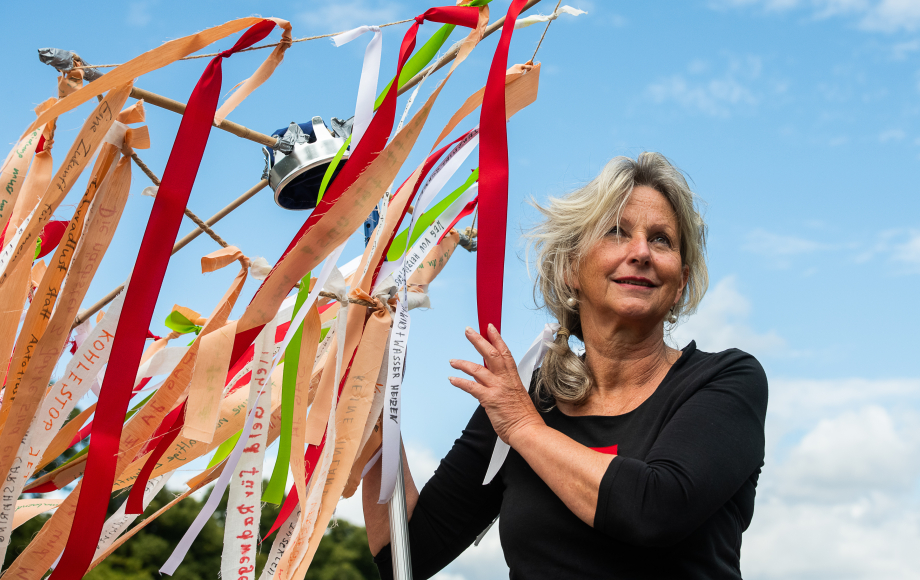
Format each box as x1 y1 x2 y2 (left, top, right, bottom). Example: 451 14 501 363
614 279 656 288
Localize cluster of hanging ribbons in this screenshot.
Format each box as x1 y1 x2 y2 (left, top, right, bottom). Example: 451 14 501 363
0 2 585 578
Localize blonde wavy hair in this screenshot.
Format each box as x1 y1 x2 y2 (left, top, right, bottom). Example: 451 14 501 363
527 152 708 407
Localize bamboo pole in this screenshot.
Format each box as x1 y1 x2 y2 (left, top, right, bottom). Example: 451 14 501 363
130 87 278 147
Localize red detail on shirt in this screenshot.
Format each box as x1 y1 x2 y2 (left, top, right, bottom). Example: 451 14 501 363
590 445 618 455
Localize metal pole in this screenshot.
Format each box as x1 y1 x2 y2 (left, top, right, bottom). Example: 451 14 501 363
388 454 413 580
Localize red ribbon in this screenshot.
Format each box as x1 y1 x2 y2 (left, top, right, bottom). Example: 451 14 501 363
230 5 479 367
440 197 479 243
124 402 184 513
49 20 279 580
477 0 528 335
35 220 68 259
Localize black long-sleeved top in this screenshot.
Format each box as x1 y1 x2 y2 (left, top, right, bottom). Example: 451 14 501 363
375 341 768 579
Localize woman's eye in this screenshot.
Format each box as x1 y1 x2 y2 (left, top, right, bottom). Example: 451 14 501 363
651 234 672 247
607 226 623 237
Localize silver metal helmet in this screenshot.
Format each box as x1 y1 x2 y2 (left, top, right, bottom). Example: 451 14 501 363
264 116 352 210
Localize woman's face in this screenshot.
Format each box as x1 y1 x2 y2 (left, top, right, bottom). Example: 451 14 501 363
573 186 689 330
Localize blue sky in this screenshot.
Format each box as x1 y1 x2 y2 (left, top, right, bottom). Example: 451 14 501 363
2 0 920 578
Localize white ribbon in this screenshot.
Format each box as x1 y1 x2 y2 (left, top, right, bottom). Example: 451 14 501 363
482 323 560 484
102 121 128 148
396 128 479 291
221 295 299 395
220 318 277 580
71 316 92 352
375 183 480 503
514 5 587 29
375 183 479 293
258 505 301 580
93 473 171 560
271 242 347 372
134 345 190 389
378 294 410 503
324 266 349 399
414 129 479 222
161 324 277 576
0 204 36 279
332 25 382 149
249 257 273 281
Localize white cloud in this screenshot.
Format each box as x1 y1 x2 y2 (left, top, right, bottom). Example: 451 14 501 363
743 396 920 579
776 406 920 501
715 0 920 33
891 38 920 58
768 377 920 422
743 494 920 579
743 229 832 263
855 229 920 270
126 1 154 27
671 276 786 356
893 230 920 266
879 128 907 141
436 519 508 580
432 573 469 580
298 0 405 31
861 0 920 31
646 56 765 117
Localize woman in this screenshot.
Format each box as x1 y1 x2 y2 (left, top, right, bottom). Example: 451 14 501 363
363 152 768 579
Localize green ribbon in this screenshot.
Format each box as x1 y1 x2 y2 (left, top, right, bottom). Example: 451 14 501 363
33 237 42 261
206 428 240 468
316 136 350 207
387 168 478 261
164 311 201 336
263 272 312 504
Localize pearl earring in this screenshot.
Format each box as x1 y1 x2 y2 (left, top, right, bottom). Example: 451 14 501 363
566 296 577 308
667 309 678 324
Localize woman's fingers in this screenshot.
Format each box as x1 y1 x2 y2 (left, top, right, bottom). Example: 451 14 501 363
464 326 500 361
448 376 486 399
449 358 494 386
486 323 517 364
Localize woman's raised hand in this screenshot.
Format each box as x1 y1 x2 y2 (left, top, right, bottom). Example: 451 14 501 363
449 324 545 446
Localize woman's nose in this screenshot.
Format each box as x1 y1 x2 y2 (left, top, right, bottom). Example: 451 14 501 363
627 236 651 264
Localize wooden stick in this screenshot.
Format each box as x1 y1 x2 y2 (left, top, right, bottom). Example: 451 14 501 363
129 153 230 249
130 87 278 147
70 178 269 329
